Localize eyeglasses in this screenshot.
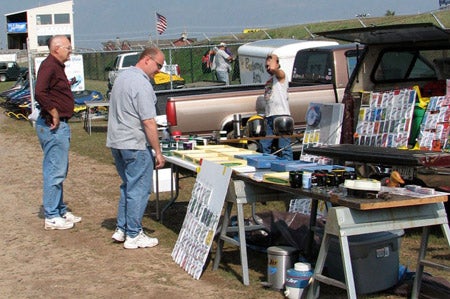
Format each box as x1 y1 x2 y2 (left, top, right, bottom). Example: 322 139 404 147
59 45 72 51
148 56 163 70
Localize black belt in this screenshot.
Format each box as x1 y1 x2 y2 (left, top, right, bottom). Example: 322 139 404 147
59 117 70 122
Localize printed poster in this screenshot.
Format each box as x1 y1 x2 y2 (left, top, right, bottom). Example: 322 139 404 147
172 160 232 280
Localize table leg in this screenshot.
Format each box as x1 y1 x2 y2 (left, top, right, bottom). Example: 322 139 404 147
154 167 160 220
306 199 319 259
411 226 429 299
83 109 87 132
88 107 92 135
160 163 179 224
411 222 450 298
307 232 330 299
213 201 233 271
339 235 357 299
236 202 250 285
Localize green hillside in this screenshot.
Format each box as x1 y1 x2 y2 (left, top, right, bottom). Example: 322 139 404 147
232 9 450 41
172 9 450 84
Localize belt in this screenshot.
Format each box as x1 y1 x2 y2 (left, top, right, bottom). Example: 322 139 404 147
59 117 70 122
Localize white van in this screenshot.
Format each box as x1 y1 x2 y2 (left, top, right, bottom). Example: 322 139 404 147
238 39 338 84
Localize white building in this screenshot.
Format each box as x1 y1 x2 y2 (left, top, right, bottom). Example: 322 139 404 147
5 0 74 52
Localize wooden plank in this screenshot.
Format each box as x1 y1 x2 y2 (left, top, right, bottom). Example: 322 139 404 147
219 133 303 143
330 194 448 210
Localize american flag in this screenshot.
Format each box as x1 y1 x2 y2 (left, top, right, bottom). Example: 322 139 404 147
156 13 167 35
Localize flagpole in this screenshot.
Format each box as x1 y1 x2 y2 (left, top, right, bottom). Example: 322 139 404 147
155 12 159 46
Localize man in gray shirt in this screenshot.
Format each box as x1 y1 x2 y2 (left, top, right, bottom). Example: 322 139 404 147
107 47 165 249
214 42 233 85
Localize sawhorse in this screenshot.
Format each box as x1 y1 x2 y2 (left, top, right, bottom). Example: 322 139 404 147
307 202 450 299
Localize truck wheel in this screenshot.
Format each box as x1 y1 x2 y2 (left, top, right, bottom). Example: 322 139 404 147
0 74 6 82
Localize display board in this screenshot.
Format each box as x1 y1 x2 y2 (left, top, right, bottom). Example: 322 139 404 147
172 160 232 280
416 95 450 151
353 88 416 148
34 54 85 91
300 102 344 163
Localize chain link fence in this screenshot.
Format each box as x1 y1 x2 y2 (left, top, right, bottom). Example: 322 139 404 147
80 43 246 85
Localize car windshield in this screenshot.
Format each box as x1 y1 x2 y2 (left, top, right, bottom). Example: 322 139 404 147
372 48 450 82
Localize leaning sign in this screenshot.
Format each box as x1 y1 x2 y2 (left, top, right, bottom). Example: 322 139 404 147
172 160 232 280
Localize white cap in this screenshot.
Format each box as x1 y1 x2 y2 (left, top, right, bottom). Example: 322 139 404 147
294 262 311 271
219 42 226 47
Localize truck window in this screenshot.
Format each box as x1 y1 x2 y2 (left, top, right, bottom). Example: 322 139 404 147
122 54 139 68
345 50 359 78
372 49 442 82
292 51 333 85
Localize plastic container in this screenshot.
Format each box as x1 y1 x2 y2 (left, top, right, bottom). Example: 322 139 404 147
267 246 299 290
325 231 403 294
247 155 282 168
409 104 426 145
284 262 313 299
270 160 317 172
302 172 312 189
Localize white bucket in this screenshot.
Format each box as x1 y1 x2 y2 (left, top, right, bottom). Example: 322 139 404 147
284 262 313 299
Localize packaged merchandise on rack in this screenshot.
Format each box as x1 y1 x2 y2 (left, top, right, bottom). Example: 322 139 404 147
354 88 416 148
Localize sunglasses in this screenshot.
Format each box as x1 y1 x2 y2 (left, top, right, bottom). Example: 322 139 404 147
148 56 163 70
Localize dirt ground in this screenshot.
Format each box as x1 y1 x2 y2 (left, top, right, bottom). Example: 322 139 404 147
2 110 449 299
0 112 286 299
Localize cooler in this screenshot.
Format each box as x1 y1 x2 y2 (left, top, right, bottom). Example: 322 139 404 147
324 230 403 294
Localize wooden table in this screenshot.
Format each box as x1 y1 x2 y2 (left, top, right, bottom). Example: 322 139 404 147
303 144 450 168
218 133 304 144
212 174 449 293
158 154 449 296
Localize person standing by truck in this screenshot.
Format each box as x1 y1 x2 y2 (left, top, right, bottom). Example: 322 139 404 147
107 47 166 249
260 53 293 160
213 42 233 85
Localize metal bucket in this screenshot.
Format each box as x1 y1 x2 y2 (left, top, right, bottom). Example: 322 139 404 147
267 246 298 290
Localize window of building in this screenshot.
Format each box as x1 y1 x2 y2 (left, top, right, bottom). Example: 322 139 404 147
54 13 70 24
37 35 53 47
36 14 52 25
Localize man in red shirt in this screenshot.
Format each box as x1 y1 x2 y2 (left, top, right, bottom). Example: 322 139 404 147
35 35 81 230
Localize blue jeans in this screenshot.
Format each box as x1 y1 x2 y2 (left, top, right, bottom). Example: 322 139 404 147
111 148 154 238
260 116 293 160
35 116 71 219
216 70 229 85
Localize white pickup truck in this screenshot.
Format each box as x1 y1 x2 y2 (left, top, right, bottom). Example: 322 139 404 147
105 52 184 96
165 43 362 137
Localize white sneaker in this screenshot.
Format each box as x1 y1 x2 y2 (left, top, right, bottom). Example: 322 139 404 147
45 217 74 230
63 212 82 223
124 230 158 249
112 228 125 242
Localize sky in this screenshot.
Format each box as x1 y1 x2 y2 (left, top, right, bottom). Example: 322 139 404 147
0 0 444 49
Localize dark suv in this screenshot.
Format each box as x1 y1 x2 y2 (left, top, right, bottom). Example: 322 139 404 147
318 23 450 146
313 23 450 190
0 61 26 82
